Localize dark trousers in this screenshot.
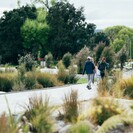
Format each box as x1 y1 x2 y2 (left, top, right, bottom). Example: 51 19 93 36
100 71 105 79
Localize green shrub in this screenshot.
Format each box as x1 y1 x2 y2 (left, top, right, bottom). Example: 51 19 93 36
18 53 37 71
69 121 94 133
36 72 63 88
62 52 72 68
57 60 68 83
24 72 36 90
87 98 124 125
45 52 54 68
0 73 15 92
75 46 90 74
24 95 54 133
123 76 133 98
0 113 18 133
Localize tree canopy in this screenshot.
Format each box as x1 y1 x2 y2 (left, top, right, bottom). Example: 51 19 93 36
46 1 88 59
0 5 37 64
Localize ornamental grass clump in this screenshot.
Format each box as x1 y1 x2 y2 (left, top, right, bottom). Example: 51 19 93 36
123 76 133 98
57 60 68 84
36 72 63 88
0 113 18 133
61 90 79 123
69 121 94 133
24 95 54 133
0 73 15 92
24 71 36 90
87 98 124 125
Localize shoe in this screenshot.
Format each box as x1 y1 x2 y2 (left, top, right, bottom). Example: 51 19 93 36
87 85 91 90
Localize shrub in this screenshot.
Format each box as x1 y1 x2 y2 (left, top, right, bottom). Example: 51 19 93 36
57 60 68 84
62 52 72 68
12 64 26 91
123 76 133 98
87 98 124 125
100 46 116 70
94 43 105 63
69 121 94 133
96 114 133 133
25 72 36 90
24 95 54 133
75 46 90 74
18 53 37 71
110 76 133 99
62 90 79 122
45 52 54 68
0 113 18 133
36 72 63 88
0 73 15 92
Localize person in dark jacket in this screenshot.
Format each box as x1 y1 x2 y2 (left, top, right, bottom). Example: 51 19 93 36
82 56 95 89
98 57 109 80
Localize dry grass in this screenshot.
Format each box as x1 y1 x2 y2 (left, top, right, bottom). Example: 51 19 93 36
62 90 79 123
23 95 55 133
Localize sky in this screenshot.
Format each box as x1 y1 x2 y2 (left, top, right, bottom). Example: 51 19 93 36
0 0 133 29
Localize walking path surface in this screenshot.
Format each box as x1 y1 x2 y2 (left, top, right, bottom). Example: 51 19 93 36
0 69 132 115
0 83 98 115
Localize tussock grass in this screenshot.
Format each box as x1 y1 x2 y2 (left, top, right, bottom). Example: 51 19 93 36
69 121 94 133
24 95 55 133
0 73 16 92
86 97 125 125
61 90 79 123
36 72 63 88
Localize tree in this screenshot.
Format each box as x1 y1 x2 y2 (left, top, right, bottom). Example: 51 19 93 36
94 32 110 47
21 8 50 57
104 26 133 58
0 5 37 64
86 23 96 50
46 1 88 59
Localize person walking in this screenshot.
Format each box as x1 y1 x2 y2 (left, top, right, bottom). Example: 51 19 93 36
82 56 95 89
98 57 109 80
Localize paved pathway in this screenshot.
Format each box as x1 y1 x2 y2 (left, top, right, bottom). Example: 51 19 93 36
0 83 98 115
0 69 132 115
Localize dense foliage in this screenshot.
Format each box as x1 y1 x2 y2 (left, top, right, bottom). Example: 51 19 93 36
0 5 37 64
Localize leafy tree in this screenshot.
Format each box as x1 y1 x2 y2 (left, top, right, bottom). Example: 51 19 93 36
94 32 110 47
21 8 49 57
46 1 88 59
104 26 133 58
0 5 37 64
86 23 96 49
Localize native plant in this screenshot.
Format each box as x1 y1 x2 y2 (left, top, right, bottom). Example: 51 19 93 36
62 52 72 68
18 53 37 71
75 46 90 74
45 52 54 68
87 98 124 125
61 90 79 123
24 95 54 133
69 121 94 133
